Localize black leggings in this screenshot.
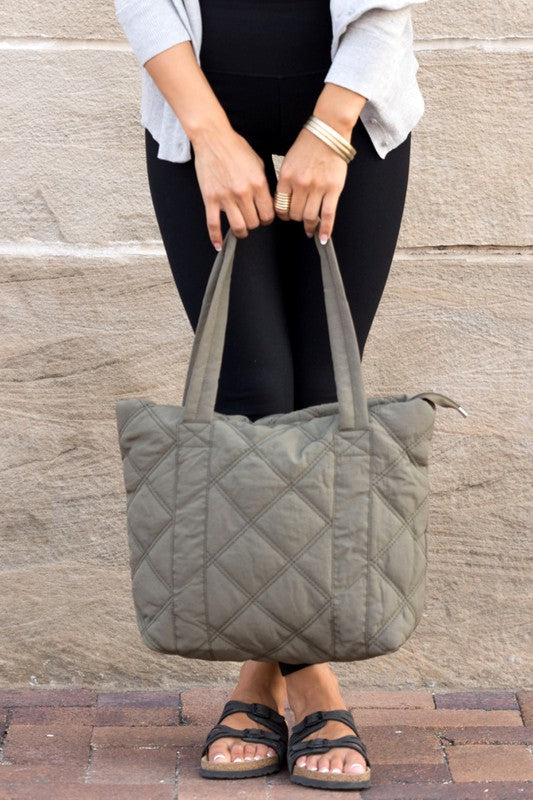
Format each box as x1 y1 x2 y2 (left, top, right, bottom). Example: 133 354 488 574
144 0 411 677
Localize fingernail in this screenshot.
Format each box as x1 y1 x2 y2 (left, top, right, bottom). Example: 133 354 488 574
213 754 226 761
306 231 313 238
319 234 328 245
214 243 222 251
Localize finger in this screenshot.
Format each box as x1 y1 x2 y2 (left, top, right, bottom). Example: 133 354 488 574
224 203 249 239
205 200 223 251
274 174 293 222
318 191 339 244
302 191 322 238
288 184 308 222
234 191 261 231
254 182 276 225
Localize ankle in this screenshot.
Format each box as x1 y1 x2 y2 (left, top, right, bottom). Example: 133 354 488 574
231 661 287 714
285 664 345 718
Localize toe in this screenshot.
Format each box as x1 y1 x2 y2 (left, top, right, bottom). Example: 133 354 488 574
344 750 367 774
229 742 245 763
243 742 257 762
296 756 307 769
317 753 331 773
305 754 319 772
329 751 344 774
208 739 231 763
253 743 269 760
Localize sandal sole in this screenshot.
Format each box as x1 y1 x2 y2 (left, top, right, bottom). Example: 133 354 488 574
291 766 372 790
199 755 280 779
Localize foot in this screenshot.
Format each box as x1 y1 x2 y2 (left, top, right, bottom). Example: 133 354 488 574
207 661 287 765
285 663 369 776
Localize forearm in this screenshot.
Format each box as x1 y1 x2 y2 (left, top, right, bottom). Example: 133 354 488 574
144 41 233 145
312 83 367 141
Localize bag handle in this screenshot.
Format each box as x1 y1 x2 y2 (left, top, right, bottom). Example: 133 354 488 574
181 226 370 430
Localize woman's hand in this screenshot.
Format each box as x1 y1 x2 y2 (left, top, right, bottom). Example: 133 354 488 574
274 82 367 243
274 126 349 244
191 127 275 251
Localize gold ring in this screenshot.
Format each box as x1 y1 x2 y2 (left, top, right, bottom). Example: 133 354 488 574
274 191 292 212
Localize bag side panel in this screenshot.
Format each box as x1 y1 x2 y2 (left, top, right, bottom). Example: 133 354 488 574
116 401 180 654
365 399 436 656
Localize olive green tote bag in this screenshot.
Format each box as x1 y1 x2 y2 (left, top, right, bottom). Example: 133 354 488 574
115 228 467 664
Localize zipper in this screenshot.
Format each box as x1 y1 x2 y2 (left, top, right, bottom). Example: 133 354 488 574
409 391 468 417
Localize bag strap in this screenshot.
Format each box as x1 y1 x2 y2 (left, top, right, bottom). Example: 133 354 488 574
182 226 369 430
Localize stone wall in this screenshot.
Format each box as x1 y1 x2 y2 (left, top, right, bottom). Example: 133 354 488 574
0 1 531 689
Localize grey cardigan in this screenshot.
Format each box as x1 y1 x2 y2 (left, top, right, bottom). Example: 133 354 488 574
114 0 429 162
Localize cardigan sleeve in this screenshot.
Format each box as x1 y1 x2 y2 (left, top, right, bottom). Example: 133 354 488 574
324 5 423 103
114 0 192 67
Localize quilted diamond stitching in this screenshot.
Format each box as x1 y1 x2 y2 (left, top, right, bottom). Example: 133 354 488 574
208 559 332 660
207 481 331 602
366 569 426 650
370 485 428 565
205 434 334 562
204 424 336 644
173 423 337 597
368 413 434 484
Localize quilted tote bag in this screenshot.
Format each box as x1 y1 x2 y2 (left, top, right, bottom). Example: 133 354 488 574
115 227 467 664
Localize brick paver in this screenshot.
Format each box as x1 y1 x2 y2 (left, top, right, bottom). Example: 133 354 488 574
0 686 531 799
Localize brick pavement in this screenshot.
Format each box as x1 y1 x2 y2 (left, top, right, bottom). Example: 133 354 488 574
0 687 531 799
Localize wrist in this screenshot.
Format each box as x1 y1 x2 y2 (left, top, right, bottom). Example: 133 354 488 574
312 83 367 141
186 108 234 147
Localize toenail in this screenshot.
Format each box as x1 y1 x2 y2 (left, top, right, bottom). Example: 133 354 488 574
308 765 318 771
319 766 329 773
266 750 275 757
349 763 365 772
253 755 263 760
233 757 243 762
244 756 252 761
298 759 307 767
213 754 226 761
331 767 342 773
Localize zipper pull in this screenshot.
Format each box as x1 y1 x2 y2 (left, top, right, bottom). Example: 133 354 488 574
410 391 468 417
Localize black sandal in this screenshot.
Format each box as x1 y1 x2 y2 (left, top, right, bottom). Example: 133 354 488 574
199 699 289 779
287 709 372 790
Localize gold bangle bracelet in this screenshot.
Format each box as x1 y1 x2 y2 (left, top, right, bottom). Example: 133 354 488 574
308 114 356 159
304 123 351 163
303 115 356 163
305 117 355 162
305 120 353 162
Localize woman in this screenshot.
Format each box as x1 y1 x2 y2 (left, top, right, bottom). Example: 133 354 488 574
114 0 428 790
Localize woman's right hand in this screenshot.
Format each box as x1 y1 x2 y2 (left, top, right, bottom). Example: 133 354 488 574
191 127 276 251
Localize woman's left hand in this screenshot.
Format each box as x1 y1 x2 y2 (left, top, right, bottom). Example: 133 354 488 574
274 126 350 244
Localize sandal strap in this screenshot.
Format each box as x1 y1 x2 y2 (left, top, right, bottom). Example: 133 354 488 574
291 709 359 739
216 700 287 738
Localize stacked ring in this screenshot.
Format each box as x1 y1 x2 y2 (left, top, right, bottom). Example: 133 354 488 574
274 191 292 212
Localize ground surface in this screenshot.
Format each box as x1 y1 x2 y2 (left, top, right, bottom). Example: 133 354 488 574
0 687 532 799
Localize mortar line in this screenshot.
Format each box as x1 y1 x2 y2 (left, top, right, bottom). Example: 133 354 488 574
0 35 532 53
